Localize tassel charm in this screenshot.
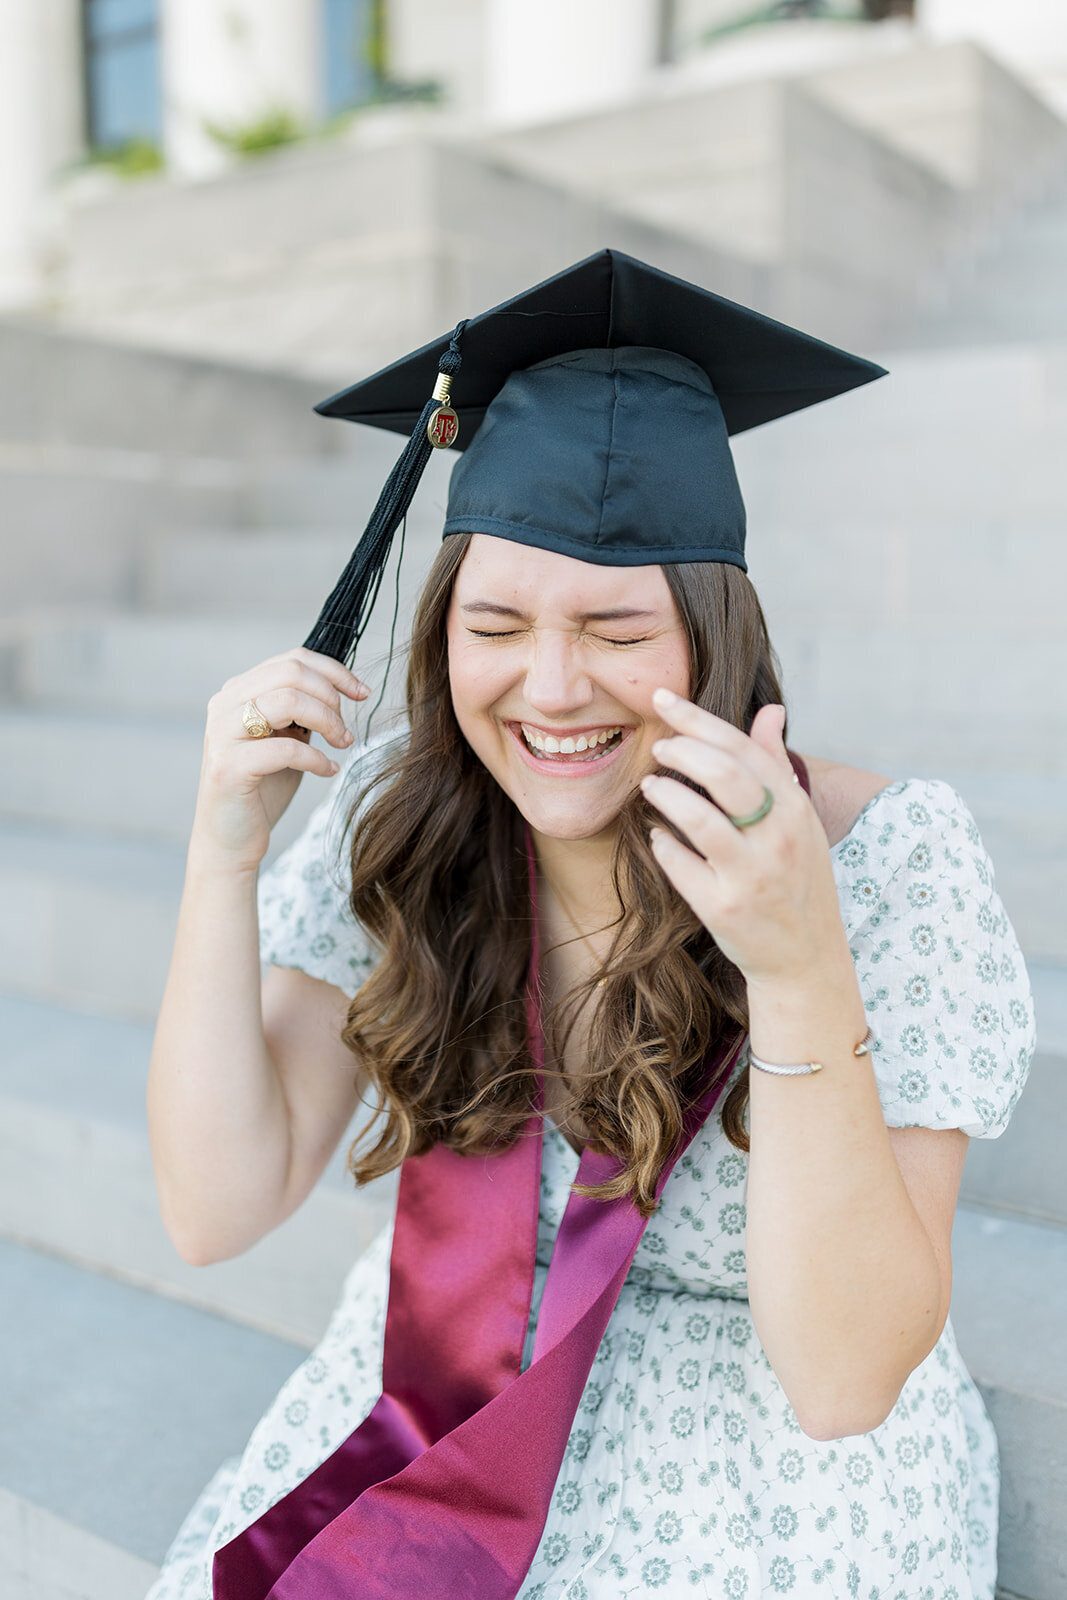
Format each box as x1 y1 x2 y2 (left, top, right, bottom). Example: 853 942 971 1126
302 321 467 668
428 372 459 449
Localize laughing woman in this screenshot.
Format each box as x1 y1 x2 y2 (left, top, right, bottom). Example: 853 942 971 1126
144 254 1035 1600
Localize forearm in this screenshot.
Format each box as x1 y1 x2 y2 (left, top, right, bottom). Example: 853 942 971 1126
146 845 291 1263
743 935 942 1440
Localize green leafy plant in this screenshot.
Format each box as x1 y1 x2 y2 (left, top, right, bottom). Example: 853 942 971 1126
84 136 164 177
698 0 878 42
203 107 305 157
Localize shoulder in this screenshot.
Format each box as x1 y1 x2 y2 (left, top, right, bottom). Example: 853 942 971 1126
798 757 986 876
794 753 897 850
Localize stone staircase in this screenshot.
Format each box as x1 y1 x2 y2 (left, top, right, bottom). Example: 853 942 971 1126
3 196 1067 1600
37 38 1067 376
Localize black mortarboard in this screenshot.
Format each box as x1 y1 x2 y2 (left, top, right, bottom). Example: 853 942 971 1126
303 249 886 667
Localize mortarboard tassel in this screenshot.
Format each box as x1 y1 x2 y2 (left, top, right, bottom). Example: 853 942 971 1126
302 320 467 670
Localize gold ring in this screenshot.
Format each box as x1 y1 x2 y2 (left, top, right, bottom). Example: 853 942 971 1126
725 784 775 829
241 698 273 739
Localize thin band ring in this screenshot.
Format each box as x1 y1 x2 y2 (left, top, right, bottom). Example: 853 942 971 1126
725 784 774 829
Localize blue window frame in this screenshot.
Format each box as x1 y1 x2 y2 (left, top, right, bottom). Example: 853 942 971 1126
83 0 161 150
323 0 385 115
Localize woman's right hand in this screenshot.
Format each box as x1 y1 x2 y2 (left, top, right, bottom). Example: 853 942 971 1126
189 647 370 875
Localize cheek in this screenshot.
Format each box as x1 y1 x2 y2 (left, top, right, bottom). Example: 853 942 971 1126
623 646 690 705
447 646 503 735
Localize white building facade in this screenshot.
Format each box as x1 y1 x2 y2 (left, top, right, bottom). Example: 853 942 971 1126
2 0 1066 311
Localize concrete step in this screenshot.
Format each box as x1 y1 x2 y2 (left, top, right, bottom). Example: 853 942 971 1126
9 606 313 715
764 615 1064 779
911 163 1067 348
0 707 206 845
803 38 1067 195
0 821 188 1020
5 601 412 738
251 435 457 529
0 315 342 462
736 423 1067 525
0 746 364 1018
0 1487 159 1600
0 989 397 1347
745 508 1064 625
950 1204 1067 1600
0 706 353 850
135 524 439 621
0 1235 308 1568
0 444 252 616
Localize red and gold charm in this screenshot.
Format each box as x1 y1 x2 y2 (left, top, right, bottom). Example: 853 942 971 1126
427 405 459 449
427 371 460 449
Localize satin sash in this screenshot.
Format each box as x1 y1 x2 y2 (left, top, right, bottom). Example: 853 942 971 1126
214 751 809 1599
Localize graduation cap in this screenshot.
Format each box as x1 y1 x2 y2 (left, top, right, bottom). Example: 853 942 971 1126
303 249 886 668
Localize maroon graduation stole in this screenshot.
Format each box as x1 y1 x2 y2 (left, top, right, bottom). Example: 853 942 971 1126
213 753 809 1598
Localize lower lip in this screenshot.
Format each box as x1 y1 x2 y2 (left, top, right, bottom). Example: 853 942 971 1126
508 724 631 778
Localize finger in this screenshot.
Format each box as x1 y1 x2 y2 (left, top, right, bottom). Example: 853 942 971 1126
234 733 341 781
245 651 370 705
640 773 741 863
235 685 354 750
224 660 351 734
651 688 781 785
651 734 770 817
291 647 371 701
648 824 717 905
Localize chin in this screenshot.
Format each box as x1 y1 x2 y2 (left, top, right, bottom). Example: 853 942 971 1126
513 796 624 843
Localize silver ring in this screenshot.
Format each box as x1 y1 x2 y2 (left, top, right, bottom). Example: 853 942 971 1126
241 698 273 739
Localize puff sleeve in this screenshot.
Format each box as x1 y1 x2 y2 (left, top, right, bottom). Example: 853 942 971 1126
256 733 398 1000
841 778 1036 1138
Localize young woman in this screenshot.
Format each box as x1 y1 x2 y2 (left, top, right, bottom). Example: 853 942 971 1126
144 256 1035 1599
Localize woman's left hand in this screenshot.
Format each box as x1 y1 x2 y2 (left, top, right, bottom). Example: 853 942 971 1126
640 689 848 989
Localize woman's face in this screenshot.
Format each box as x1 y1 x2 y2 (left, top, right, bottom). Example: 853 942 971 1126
446 534 690 842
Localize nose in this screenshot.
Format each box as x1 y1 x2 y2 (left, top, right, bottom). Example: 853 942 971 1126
522 631 594 719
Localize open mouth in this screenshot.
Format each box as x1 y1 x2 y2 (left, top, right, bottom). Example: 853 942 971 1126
518 724 625 762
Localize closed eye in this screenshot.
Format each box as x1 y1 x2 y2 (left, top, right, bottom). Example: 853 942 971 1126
466 629 650 646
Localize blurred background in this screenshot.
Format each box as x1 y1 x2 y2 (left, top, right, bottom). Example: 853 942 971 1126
1 3 1065 1597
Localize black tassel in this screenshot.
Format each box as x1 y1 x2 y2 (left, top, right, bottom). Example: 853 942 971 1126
303 321 467 669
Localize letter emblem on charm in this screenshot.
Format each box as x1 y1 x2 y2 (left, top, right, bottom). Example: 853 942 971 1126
428 405 459 449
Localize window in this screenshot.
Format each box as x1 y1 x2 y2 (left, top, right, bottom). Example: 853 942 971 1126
323 0 386 115
83 0 162 151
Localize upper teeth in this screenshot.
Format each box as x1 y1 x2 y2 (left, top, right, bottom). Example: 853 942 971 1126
520 724 622 754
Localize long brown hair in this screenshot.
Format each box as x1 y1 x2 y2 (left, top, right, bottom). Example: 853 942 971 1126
339 534 789 1216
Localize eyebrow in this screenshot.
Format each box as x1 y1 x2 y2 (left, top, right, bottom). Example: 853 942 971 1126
461 601 659 623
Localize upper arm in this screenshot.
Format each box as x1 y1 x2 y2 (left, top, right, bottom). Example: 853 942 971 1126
886 1124 970 1353
262 963 368 1221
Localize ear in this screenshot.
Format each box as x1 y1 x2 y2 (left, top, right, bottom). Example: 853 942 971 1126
749 703 791 770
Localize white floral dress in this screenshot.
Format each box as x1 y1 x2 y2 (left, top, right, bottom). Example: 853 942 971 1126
146 742 1036 1600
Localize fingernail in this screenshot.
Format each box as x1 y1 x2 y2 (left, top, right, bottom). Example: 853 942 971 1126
328 760 340 773
653 687 678 706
